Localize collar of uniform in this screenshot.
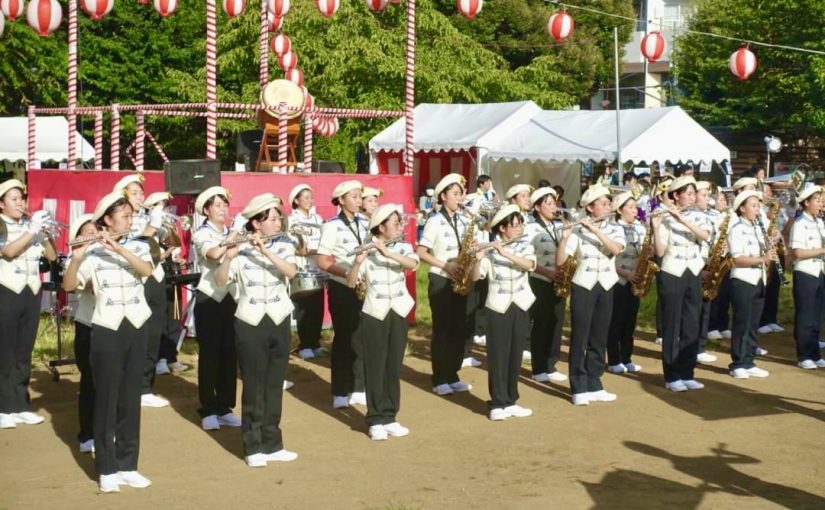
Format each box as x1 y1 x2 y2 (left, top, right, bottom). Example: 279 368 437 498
1 213 19 225
339 210 359 223
618 218 635 227
206 221 228 235
293 209 313 219
736 216 757 227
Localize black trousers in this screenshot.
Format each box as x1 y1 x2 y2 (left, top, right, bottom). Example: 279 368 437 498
659 271 701 383
235 315 289 456
327 280 364 397
158 282 182 363
529 278 565 375
709 275 732 332
730 278 765 370
194 292 238 417
428 274 467 387
142 277 166 394
759 269 781 326
73 321 94 443
655 272 664 339
294 289 324 351
698 298 711 351
0 286 39 414
463 280 487 357
569 283 613 395
91 321 146 475
487 304 528 410
793 272 825 362
360 311 407 427
607 282 640 366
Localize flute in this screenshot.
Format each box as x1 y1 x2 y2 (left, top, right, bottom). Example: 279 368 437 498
68 230 131 247
219 232 294 248
347 235 405 256
467 234 527 255
557 214 612 231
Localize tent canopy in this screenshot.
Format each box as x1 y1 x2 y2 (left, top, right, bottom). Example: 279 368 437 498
486 106 730 165
368 101 541 153
0 116 96 163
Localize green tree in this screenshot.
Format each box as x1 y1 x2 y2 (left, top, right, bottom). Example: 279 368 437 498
672 0 825 134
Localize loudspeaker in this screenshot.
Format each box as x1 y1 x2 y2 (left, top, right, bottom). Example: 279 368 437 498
236 130 262 168
312 160 345 174
164 159 221 195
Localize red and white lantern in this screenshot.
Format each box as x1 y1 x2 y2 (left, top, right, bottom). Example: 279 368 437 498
366 0 387 12
285 68 303 86
26 0 61 36
81 0 113 21
270 32 290 55
267 0 289 18
328 117 339 137
1 0 24 21
547 11 574 43
222 0 245 18
154 0 177 17
315 0 338 18
640 31 667 63
0 13 4 36
278 50 297 71
456 0 481 19
729 47 757 80
304 93 314 111
266 11 282 32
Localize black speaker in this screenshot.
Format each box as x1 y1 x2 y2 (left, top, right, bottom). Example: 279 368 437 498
312 160 345 174
164 159 221 195
236 130 262 168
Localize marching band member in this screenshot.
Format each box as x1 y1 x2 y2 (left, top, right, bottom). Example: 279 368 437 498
524 187 568 383
757 182 787 335
192 186 242 431
113 174 169 408
215 194 299 467
361 187 383 219
506 184 533 224
317 180 370 408
67 214 98 452
727 191 772 379
288 184 326 360
0 179 57 429
461 178 493 366
346 204 418 440
417 174 474 396
607 191 645 374
653 178 674 345
62 192 155 493
695 181 719 364
788 186 825 369
556 185 625 406
707 188 733 341
472 204 537 420
652 176 711 392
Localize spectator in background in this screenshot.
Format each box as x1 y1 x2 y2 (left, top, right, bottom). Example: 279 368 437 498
537 179 552 189
417 183 436 240
674 164 695 178
553 185 568 212
597 163 620 187
622 172 637 187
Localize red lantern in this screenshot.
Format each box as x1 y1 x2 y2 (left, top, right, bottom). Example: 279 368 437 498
266 11 282 32
270 33 290 55
278 50 297 72
456 0 481 19
547 11 574 43
267 0 289 18
640 30 666 63
81 0 113 21
154 0 177 17
0 12 4 36
304 93 314 111
315 0 338 18
222 0 245 18
366 0 387 12
26 0 61 36
1 0 24 21
730 47 757 80
285 68 304 87
328 117 339 137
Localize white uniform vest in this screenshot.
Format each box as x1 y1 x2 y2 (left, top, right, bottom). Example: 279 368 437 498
790 212 825 277
565 221 626 291
0 214 46 294
288 209 323 271
525 216 561 284
317 213 370 286
477 238 537 313
131 211 165 283
419 210 471 279
357 240 418 321
658 209 710 277
614 219 646 286
727 217 768 285
192 222 237 302
227 238 296 327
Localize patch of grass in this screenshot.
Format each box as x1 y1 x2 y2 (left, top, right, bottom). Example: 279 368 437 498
33 315 75 363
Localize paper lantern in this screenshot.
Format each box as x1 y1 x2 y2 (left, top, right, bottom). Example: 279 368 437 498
285 68 304 87
278 50 297 72
222 0 245 18
267 0 289 18
640 30 667 63
270 32 290 55
154 0 177 17
366 0 387 12
0 12 4 36
315 0 338 18
267 11 282 32
1 0 24 21
730 47 757 80
80 0 113 21
26 0 61 36
547 11 574 43
456 0 481 19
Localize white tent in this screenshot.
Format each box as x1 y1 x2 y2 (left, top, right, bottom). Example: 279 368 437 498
0 116 96 164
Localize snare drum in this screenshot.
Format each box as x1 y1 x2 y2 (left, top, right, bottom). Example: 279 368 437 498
289 270 328 299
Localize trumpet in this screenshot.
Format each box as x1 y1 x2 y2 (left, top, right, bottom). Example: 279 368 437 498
22 209 69 236
162 212 192 231
467 234 526 255
347 235 405 256
68 230 131 248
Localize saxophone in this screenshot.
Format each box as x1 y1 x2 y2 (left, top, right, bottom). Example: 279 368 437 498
701 211 733 300
451 210 477 296
631 220 660 298
553 256 578 298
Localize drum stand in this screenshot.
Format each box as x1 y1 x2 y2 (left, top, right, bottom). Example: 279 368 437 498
44 287 75 382
255 123 300 172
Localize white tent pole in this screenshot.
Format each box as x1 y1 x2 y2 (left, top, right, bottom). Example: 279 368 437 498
614 26 623 181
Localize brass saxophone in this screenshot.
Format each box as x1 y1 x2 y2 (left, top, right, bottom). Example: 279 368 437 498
451 210 477 296
631 220 660 298
701 211 733 300
553 256 578 298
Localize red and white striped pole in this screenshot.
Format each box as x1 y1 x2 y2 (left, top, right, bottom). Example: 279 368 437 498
278 103 287 174
303 113 313 172
67 0 78 169
205 0 218 159
110 104 120 171
404 0 415 175
135 110 145 171
27 105 36 170
259 0 269 92
145 131 170 163
94 110 103 170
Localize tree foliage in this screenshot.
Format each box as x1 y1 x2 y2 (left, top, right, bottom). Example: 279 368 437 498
672 0 825 135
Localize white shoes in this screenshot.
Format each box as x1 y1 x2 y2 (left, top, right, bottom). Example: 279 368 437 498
682 379 705 390
99 474 121 493
117 471 151 488
757 326 773 334
0 413 16 429
707 330 723 340
169 361 189 372
504 405 533 418
768 323 784 332
547 371 568 381
461 356 482 368
433 384 454 396
155 359 170 375
348 392 367 406
79 439 95 453
819 341 825 349
383 422 410 437
521 350 532 361
283 380 294 390
473 335 487 346
608 363 627 374
571 393 590 406
297 348 315 360
721 330 732 339
746 367 770 378
730 368 750 379
245 453 267 467
665 380 688 392
12 411 44 425
264 449 298 462
449 381 472 392
369 425 388 440
333 396 350 409
588 390 617 402
798 359 817 369
141 394 169 408
489 408 509 420
697 352 717 364
655 337 663 345
817 359 825 368
202 415 220 431
625 363 642 373
755 346 769 356
532 373 551 382
218 413 242 427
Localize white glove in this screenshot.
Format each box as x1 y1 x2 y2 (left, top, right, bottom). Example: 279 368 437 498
231 212 247 233
27 210 50 235
149 205 165 229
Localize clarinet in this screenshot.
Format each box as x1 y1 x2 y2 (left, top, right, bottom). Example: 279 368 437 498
756 218 789 286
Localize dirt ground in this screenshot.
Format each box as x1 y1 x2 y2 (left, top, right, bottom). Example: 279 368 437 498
1 329 824 510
